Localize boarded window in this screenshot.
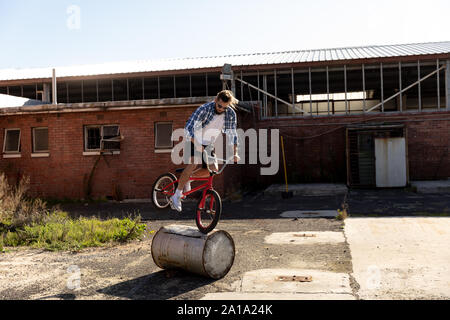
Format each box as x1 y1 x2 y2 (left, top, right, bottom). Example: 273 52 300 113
32 127 49 152
3 129 21 153
155 122 173 149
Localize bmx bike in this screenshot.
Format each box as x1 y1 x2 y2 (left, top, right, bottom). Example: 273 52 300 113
151 150 235 234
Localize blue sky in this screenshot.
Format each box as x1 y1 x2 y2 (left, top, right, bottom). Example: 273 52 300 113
1 0 449 69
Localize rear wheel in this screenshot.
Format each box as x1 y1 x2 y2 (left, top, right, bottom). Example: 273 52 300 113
152 173 178 209
196 189 222 234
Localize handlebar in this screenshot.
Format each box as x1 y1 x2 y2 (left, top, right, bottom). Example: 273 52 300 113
202 149 237 175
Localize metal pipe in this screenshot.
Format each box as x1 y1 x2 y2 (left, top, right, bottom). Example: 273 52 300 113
399 62 402 112
173 76 176 98
274 69 278 117
111 79 114 102
157 76 160 99
437 59 440 109
326 66 330 115
291 68 295 114
309 67 312 116
344 65 348 114
362 64 366 113
142 78 145 100
447 60 450 109
380 63 384 112
263 75 267 117
52 68 57 105
366 64 446 113
418 60 421 111
258 70 261 118
235 76 307 114
240 71 243 101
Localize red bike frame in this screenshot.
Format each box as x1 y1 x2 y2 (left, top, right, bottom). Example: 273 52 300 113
160 175 214 209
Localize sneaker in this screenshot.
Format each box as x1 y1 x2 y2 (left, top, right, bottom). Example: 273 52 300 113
169 195 182 212
181 182 191 199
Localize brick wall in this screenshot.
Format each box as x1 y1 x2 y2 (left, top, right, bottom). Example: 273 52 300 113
1 106 448 200
237 110 450 190
0 107 199 200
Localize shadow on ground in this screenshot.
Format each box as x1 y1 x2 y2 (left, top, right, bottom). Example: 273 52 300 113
97 270 216 300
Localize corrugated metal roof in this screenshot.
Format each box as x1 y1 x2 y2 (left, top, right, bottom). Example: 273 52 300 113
0 41 449 82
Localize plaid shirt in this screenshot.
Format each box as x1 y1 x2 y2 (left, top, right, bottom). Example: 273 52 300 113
184 101 238 146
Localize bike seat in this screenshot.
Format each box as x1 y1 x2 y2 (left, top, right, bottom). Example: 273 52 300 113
175 168 185 173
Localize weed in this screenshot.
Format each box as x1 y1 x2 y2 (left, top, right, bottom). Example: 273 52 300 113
336 208 348 221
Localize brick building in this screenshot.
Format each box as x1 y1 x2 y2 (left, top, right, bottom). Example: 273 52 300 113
1 41 449 200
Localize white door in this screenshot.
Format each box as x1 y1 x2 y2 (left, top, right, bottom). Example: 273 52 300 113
375 137 407 187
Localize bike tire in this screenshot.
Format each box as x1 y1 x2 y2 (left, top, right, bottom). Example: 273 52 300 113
151 173 178 209
195 189 222 234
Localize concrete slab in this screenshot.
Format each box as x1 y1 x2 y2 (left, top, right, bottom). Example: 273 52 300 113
201 292 355 300
264 184 348 197
264 231 345 245
345 217 450 299
411 180 450 194
241 269 352 294
280 210 338 219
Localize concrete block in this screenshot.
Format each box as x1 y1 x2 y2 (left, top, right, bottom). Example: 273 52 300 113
240 269 352 294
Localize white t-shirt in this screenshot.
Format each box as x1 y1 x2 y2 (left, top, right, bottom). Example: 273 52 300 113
195 113 225 146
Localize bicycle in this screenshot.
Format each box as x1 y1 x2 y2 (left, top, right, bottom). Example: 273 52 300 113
151 149 236 234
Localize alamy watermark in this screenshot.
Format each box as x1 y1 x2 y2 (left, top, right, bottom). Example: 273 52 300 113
67 265 81 290
170 125 280 176
66 5 81 30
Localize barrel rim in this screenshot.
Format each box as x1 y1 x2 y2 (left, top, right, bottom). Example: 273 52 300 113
151 226 165 269
202 230 236 279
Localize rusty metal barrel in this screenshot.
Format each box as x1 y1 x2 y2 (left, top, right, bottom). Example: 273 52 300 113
151 224 235 279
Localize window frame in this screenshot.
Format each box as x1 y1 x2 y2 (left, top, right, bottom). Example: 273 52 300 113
84 124 121 152
32 127 49 153
154 121 173 150
3 128 21 154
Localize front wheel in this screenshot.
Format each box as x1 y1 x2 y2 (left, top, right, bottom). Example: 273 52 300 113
152 173 178 209
196 189 222 234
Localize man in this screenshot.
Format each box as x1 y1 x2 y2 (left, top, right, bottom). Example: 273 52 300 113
170 90 240 212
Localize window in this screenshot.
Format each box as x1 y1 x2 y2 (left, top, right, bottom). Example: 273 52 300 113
32 127 49 153
84 124 121 151
3 129 21 153
155 122 173 149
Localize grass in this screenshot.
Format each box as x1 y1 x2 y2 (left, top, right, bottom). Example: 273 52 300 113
0 173 147 252
2 211 146 251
